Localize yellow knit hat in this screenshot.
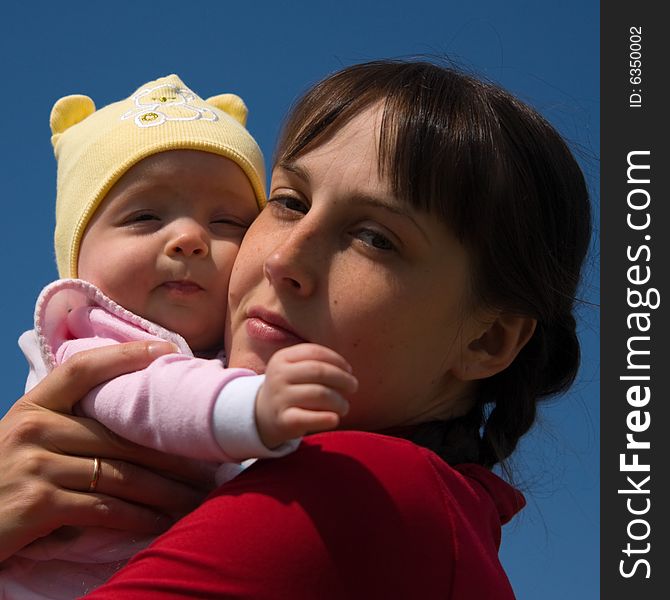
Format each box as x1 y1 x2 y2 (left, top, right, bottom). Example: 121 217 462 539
51 74 266 278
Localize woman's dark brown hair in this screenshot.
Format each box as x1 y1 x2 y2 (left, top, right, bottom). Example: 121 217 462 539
274 60 592 468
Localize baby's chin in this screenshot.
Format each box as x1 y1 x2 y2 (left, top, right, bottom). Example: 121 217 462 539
177 329 226 356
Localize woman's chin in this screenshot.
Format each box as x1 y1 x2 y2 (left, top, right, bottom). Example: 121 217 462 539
226 347 270 374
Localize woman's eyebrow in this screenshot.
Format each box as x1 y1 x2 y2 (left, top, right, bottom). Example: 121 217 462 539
350 194 409 218
277 160 310 182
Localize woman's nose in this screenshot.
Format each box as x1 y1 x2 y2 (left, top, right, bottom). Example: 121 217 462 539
263 231 318 296
165 221 209 258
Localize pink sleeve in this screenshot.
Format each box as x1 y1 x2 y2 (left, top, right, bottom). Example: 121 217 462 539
78 354 256 462
56 335 123 361
56 306 256 462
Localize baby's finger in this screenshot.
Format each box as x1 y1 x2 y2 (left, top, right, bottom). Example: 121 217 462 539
279 384 350 416
280 406 342 436
274 343 353 373
282 360 358 394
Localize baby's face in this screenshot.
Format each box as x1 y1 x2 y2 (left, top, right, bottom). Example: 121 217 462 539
78 150 258 352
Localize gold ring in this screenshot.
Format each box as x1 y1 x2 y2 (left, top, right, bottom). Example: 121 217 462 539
88 457 102 492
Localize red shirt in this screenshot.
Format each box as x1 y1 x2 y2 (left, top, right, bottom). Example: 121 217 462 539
84 431 524 599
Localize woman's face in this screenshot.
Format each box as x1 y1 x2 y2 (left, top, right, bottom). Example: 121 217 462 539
226 105 486 431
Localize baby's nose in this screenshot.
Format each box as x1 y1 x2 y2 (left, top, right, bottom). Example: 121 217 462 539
166 224 209 257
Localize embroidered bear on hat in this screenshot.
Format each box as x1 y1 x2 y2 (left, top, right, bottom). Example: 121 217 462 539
121 82 219 127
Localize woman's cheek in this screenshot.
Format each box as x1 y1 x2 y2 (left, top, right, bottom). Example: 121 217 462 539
230 244 264 298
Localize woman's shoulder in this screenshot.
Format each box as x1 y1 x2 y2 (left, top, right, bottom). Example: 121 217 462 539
294 431 524 524
235 431 521 587
220 430 521 597
88 430 521 599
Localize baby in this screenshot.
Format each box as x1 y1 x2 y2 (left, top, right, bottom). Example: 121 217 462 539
5 75 355 600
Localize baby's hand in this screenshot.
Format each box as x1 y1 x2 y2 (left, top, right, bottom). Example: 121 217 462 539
255 344 358 450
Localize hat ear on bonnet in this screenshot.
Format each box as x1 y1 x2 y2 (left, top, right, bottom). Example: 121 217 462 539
206 93 248 126
50 95 96 143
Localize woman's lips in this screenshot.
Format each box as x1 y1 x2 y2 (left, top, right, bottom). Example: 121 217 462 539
245 308 306 345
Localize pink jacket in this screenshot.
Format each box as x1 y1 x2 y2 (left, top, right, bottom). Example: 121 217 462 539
5 279 296 600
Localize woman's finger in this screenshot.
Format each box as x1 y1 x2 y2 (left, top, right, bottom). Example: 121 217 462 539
22 342 177 413
56 413 216 487
55 490 174 534
7 400 213 488
22 487 176 542
0 443 205 561
59 455 206 516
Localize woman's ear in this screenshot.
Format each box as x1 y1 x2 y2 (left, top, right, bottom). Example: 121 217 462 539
453 313 536 381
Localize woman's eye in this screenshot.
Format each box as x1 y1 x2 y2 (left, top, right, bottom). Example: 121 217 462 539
356 229 397 251
268 195 309 215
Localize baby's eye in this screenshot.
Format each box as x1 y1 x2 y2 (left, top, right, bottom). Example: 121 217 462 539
356 229 397 252
211 217 247 227
209 216 250 239
122 212 161 226
210 217 250 233
132 213 159 222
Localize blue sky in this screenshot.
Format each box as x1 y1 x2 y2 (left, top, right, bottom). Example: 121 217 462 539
1 1 599 597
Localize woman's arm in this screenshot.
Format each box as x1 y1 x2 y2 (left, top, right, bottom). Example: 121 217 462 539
0 342 212 562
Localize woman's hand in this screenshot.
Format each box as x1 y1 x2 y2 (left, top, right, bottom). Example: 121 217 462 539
0 342 213 562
